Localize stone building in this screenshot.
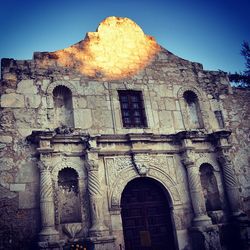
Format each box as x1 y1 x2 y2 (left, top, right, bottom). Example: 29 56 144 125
0 16 250 250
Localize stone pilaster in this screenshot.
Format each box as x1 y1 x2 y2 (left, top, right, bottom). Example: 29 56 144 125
85 153 109 237
211 131 243 217
217 149 242 216
38 154 59 242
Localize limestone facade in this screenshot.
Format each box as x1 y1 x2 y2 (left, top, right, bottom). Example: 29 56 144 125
0 17 250 250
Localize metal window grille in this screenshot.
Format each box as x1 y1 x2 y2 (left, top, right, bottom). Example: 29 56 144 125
118 90 147 128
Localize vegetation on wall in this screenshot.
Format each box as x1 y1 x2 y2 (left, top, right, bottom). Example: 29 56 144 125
229 41 250 88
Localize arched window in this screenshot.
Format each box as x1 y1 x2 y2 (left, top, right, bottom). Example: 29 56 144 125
58 168 81 223
200 163 221 212
53 85 74 128
183 91 203 129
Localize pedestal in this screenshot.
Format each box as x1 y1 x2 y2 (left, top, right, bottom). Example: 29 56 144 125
190 225 221 250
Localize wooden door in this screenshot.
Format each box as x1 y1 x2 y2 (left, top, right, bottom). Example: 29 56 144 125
121 178 176 250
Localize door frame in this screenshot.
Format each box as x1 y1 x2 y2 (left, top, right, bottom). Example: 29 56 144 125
119 177 179 250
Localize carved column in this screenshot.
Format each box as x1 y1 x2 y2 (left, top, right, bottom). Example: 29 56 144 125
85 153 109 237
183 157 212 227
182 138 211 227
38 155 59 242
218 150 242 216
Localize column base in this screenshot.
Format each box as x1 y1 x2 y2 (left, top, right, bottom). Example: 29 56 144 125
192 214 212 227
39 227 60 242
88 235 116 250
89 223 110 237
38 240 65 250
189 225 221 250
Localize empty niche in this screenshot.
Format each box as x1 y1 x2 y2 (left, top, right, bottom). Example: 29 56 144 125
58 168 81 223
200 163 221 212
183 90 203 129
53 85 74 128
214 110 225 129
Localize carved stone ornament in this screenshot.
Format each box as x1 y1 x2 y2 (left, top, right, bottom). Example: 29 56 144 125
85 159 99 171
181 157 194 168
132 154 149 176
63 223 82 239
55 125 74 135
135 163 149 176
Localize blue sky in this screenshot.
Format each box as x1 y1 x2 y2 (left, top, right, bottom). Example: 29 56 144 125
0 0 249 73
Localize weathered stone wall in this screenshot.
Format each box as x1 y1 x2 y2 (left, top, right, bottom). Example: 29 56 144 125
220 88 250 216
0 31 249 249
0 48 229 136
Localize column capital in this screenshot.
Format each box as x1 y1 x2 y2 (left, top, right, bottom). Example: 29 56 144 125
217 153 232 166
182 157 195 168
85 159 99 171
38 153 53 171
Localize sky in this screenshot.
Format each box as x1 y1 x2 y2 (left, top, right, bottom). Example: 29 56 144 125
0 0 249 73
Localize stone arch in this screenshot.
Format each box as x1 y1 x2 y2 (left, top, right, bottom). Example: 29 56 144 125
110 167 181 210
177 86 204 101
46 81 77 109
51 159 85 180
195 155 220 172
46 80 78 96
177 86 210 130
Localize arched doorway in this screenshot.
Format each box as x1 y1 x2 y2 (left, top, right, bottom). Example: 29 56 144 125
121 178 176 250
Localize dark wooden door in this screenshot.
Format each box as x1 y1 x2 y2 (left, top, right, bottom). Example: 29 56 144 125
121 178 176 250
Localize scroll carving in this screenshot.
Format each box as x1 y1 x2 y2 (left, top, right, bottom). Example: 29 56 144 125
105 154 183 209
218 155 237 187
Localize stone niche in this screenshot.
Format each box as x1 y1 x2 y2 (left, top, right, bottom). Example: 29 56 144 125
57 167 81 224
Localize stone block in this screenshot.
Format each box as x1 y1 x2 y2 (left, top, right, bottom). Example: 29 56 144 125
173 111 184 130
159 110 174 128
40 79 51 92
74 108 93 129
77 97 87 108
17 128 33 137
165 98 176 110
0 135 12 143
17 161 39 183
92 109 113 128
210 99 220 111
25 95 41 108
17 79 37 94
83 82 105 95
176 229 190 250
1 93 25 108
0 172 14 188
18 183 39 209
0 157 14 170
10 183 26 192
3 72 17 81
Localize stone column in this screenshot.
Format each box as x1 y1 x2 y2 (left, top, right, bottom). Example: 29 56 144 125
218 151 242 217
182 157 212 227
85 155 109 237
38 156 59 242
